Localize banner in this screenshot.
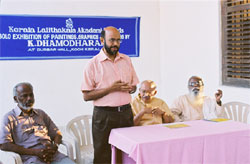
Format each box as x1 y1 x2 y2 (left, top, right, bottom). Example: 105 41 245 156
0 15 140 60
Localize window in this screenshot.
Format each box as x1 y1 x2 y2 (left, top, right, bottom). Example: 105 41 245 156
221 0 250 88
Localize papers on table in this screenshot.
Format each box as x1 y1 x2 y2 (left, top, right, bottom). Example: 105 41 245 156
164 118 229 129
164 124 190 129
204 118 229 122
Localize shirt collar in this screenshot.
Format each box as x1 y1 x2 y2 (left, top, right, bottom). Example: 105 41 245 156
98 48 122 62
13 106 38 116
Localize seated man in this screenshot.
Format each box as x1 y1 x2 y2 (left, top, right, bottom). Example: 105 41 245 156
0 82 75 164
171 76 225 122
131 80 174 126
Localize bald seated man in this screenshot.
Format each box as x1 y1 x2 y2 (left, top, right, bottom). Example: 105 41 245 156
171 76 225 122
81 26 139 163
131 80 174 126
0 82 75 164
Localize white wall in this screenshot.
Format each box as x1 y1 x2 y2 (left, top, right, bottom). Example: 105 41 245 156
159 0 250 105
0 0 161 126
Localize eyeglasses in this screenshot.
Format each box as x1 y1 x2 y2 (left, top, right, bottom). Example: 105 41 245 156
189 81 204 87
108 38 122 44
140 89 156 96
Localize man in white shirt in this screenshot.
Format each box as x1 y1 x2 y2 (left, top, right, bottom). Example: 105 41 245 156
171 76 225 121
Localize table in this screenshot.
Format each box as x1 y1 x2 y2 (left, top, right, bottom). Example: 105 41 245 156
109 120 250 164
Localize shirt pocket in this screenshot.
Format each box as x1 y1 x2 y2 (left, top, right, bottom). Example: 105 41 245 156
120 66 132 84
33 118 48 137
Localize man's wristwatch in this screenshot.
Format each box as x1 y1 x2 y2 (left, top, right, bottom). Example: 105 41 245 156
54 142 60 147
129 90 135 94
217 100 222 106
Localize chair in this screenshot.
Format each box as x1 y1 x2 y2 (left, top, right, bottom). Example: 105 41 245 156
222 101 250 123
0 150 22 164
66 115 93 164
0 140 74 164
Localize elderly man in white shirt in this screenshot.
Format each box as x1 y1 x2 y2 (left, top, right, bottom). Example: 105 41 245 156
171 76 225 122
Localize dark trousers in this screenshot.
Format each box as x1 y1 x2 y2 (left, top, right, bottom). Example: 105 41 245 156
92 104 134 164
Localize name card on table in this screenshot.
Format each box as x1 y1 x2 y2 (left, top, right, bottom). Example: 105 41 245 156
204 118 229 122
0 15 140 60
164 124 190 129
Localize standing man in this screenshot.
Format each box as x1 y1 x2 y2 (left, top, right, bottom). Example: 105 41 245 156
132 80 174 126
171 76 225 122
0 82 75 164
81 26 139 163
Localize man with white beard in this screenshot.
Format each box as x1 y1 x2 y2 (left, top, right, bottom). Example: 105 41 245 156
170 76 225 122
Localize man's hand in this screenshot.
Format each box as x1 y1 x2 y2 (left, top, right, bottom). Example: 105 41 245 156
35 148 53 164
35 143 58 164
134 107 153 126
129 85 137 94
215 89 223 106
82 80 134 101
163 113 175 123
143 107 153 114
152 107 165 116
110 80 133 92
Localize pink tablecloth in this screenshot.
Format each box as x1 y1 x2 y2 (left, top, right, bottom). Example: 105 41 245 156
109 120 250 164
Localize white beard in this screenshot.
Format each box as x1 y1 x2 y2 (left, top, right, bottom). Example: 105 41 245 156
189 90 204 100
19 103 33 111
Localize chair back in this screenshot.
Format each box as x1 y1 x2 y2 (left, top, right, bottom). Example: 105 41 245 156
222 102 250 123
66 115 93 164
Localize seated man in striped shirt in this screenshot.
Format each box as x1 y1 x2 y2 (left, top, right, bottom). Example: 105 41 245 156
0 82 75 164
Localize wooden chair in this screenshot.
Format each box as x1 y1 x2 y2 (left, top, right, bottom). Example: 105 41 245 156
66 115 93 164
0 140 74 164
222 101 250 123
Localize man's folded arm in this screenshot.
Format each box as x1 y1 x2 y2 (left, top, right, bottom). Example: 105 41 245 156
82 88 111 101
1 142 40 156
